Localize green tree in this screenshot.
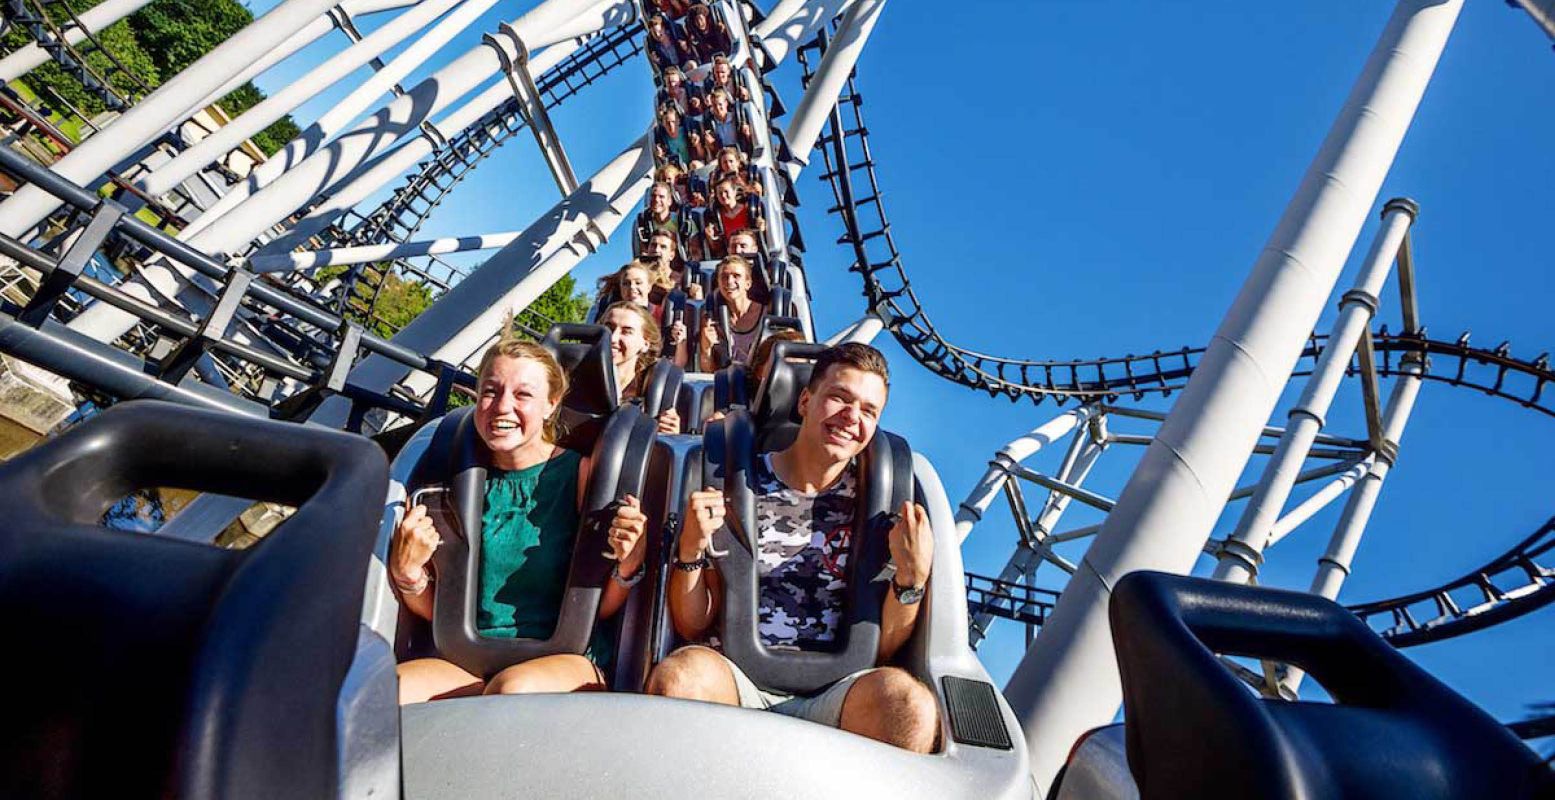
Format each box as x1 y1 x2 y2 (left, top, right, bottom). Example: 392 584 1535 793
367 271 433 339
517 273 592 335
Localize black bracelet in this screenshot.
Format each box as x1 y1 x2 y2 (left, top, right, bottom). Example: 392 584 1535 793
673 554 710 572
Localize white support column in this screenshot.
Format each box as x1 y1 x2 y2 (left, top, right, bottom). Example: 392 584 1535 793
1283 356 1424 695
132 0 472 200
247 34 594 258
1002 2 1462 792
1308 360 1424 603
189 0 421 113
757 0 852 65
822 314 883 345
1212 199 1416 584
1511 0 1555 42
177 0 622 238
171 0 633 253
783 0 885 178
0 0 349 237
249 231 524 272
955 408 1093 543
0 0 156 83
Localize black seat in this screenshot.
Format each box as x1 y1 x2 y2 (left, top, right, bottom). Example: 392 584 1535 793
698 406 914 695
540 323 619 450
1108 571 1555 799
0 401 387 799
749 340 827 451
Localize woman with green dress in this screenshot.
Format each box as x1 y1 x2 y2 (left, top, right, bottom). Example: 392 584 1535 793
391 339 650 704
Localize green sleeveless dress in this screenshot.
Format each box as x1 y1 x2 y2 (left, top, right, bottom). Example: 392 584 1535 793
475 448 612 667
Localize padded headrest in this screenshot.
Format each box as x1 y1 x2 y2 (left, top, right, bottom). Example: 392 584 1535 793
1110 572 1555 799
541 323 619 450
0 401 387 799
751 340 827 451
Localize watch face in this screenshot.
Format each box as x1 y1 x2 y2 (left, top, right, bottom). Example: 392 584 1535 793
895 584 925 605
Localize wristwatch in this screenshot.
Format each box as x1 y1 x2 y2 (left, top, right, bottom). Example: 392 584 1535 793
891 578 926 606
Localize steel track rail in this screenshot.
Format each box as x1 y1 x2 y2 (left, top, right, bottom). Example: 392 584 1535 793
1346 518 1555 647
797 41 1555 419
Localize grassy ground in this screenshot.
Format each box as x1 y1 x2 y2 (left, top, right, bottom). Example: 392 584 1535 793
6 79 86 145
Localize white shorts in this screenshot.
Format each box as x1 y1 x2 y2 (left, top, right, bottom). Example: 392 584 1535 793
714 650 876 727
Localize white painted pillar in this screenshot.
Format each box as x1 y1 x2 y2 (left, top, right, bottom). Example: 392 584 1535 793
1212 200 1416 584
1001 2 1463 792
133 0 474 200
783 0 885 178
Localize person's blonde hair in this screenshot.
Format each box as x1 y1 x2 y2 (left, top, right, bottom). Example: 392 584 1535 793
475 322 568 442
602 302 662 399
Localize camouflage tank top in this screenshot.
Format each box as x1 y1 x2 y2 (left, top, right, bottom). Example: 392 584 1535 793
750 454 858 649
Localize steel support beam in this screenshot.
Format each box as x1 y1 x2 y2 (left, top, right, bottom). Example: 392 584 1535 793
0 0 348 237
783 0 885 178
306 132 653 426
1284 355 1425 694
1002 2 1462 791
1511 0 1555 43
1212 199 1416 583
133 0 472 200
172 0 633 253
954 408 1093 543
485 21 580 196
822 313 883 346
249 231 524 272
66 2 632 342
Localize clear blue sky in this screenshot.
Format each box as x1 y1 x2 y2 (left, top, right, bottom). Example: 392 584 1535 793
248 0 1554 723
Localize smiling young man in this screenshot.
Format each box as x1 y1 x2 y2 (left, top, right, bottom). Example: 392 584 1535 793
646 343 940 753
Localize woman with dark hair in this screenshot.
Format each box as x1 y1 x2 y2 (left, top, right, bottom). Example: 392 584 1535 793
646 13 687 72
682 2 732 68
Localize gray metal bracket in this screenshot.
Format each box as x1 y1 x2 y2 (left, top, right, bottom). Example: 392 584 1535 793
19 200 125 327
158 267 254 383
483 22 580 196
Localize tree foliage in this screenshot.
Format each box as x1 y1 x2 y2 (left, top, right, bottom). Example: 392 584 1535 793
1 0 300 155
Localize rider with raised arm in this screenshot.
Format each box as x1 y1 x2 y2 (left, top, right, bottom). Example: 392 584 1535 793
393 339 650 703
646 344 940 753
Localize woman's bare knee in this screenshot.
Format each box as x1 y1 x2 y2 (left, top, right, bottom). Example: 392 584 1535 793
646 645 739 704
838 667 939 753
484 654 603 696
397 658 484 705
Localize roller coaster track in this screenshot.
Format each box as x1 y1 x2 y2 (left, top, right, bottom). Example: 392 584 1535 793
1348 519 1555 647
321 22 643 321
795 37 1555 647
